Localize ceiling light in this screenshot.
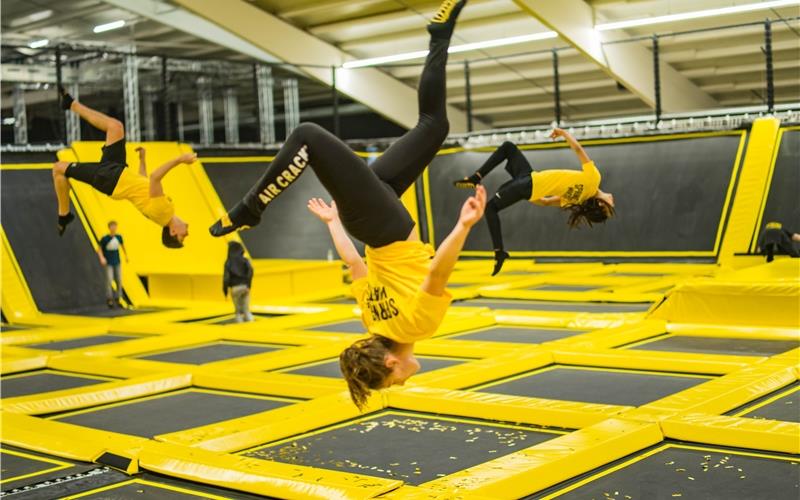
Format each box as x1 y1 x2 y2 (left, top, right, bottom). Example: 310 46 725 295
343 31 557 69
93 20 126 33
3 117 16 125
595 0 800 31
28 39 49 49
9 9 53 28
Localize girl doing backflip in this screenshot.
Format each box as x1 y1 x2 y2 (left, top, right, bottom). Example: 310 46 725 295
209 0 484 410
454 128 616 275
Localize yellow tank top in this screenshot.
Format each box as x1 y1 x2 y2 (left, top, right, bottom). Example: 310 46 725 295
111 168 175 227
530 161 601 207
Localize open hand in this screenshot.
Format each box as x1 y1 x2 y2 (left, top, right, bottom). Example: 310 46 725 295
179 153 197 164
458 185 486 228
549 127 567 140
307 198 339 223
135 147 146 158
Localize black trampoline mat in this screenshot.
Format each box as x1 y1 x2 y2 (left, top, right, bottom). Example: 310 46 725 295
526 285 599 292
243 410 559 485
0 324 29 332
0 449 70 480
72 479 228 499
450 326 588 344
475 366 711 406
27 334 137 351
54 389 294 438
459 299 652 313
1 371 111 398
59 306 166 318
303 319 366 333
729 382 800 423
545 444 800 499
136 342 284 364
629 335 800 357
284 356 467 378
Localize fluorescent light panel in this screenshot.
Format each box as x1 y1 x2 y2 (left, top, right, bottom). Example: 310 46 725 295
343 31 557 68
93 20 126 33
596 0 800 31
28 39 49 49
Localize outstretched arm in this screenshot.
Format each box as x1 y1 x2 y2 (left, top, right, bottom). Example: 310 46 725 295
423 186 487 296
149 153 196 197
307 198 367 280
135 147 147 177
551 128 591 165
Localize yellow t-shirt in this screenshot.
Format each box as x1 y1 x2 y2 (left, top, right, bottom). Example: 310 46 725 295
111 168 175 227
351 240 452 344
530 161 601 207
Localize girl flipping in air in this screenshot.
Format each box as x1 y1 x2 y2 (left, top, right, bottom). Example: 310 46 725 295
209 0 484 410
454 128 615 275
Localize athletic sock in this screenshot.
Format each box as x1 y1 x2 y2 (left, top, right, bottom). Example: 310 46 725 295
427 0 467 39
453 172 481 188
491 250 509 276
57 212 75 236
59 86 74 111
209 202 261 237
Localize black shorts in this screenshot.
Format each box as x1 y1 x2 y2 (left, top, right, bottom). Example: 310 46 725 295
65 139 127 195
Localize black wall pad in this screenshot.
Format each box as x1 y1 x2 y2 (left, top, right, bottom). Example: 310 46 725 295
204 162 365 259
449 326 587 344
428 134 743 252
0 169 138 315
27 334 137 351
535 444 800 499
54 390 294 438
458 299 652 313
243 411 558 485
136 342 284 365
475 366 710 406
727 382 800 423
285 356 466 378
303 320 366 333
760 129 800 238
1 371 111 398
628 336 800 357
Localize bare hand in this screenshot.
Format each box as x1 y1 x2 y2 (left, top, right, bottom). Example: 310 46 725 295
458 185 486 228
179 153 197 164
549 128 567 140
307 198 339 223
99 256 107 266
135 147 146 158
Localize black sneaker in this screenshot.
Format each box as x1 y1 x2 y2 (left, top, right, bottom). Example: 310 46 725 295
209 202 261 237
59 86 74 111
492 250 509 276
428 0 467 38
58 213 75 236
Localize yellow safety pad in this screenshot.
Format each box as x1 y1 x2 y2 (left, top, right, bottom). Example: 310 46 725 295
1 324 110 346
192 372 344 399
0 227 38 320
553 348 754 375
0 353 48 374
666 322 800 341
662 413 800 454
422 419 662 498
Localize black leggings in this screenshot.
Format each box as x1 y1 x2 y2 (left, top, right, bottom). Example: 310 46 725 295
241 37 450 248
480 142 534 251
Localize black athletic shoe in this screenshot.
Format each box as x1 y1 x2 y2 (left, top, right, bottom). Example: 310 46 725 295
59 86 74 111
491 250 509 276
209 202 261 237
57 212 75 236
453 173 481 188
428 0 467 39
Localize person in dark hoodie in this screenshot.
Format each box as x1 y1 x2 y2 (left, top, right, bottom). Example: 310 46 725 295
223 241 254 322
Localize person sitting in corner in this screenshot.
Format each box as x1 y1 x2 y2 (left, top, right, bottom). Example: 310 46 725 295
52 90 194 248
97 220 129 308
223 241 254 323
758 221 800 262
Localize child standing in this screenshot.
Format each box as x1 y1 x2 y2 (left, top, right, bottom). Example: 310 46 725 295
97 220 128 308
223 241 254 322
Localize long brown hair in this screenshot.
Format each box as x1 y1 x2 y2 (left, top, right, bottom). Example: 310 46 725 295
339 335 394 410
565 197 615 228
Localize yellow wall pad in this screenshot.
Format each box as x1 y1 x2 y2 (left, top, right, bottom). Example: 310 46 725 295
387 386 630 430
193 372 344 400
666 322 800 341
156 391 358 452
1 227 38 320
0 324 111 346
641 363 797 417
719 117 781 264
0 447 73 485
662 413 800 455
1 353 49 374
421 418 662 498
493 310 634 330
480 288 661 305
552 348 748 375
138 441 401 499
1 372 192 415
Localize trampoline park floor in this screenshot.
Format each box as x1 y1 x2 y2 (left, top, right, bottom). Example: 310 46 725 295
2 262 798 499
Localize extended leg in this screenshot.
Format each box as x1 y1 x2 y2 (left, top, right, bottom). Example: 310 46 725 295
484 176 532 276
61 88 124 145
455 141 531 188
52 161 75 235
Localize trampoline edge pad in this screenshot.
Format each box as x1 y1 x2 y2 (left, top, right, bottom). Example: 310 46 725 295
662 413 800 455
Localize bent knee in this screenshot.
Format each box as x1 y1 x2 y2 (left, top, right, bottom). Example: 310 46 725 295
292 122 326 139
107 118 124 133
53 161 70 175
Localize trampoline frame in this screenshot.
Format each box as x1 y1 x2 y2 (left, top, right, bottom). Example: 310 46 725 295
0 447 73 485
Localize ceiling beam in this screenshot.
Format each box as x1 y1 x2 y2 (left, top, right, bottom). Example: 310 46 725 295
513 0 718 112
171 0 482 132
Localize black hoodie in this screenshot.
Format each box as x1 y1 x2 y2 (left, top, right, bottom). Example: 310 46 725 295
223 241 253 293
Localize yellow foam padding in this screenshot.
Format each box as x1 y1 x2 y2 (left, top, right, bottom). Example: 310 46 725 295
641 363 797 416
481 288 661 304
0 227 38 320
137 441 402 499
413 338 518 359
719 117 781 263
0 353 48 374
1 372 192 415
198 343 347 373
0 411 148 462
421 418 662 498
553 318 667 350
0 324 111 346
156 391 359 452
388 386 630 430
412 347 553 390
493 310 642 331
666 322 800 341
552 348 752 375
663 413 800 454
47 353 181 379
19 313 109 329
193 372 344 400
